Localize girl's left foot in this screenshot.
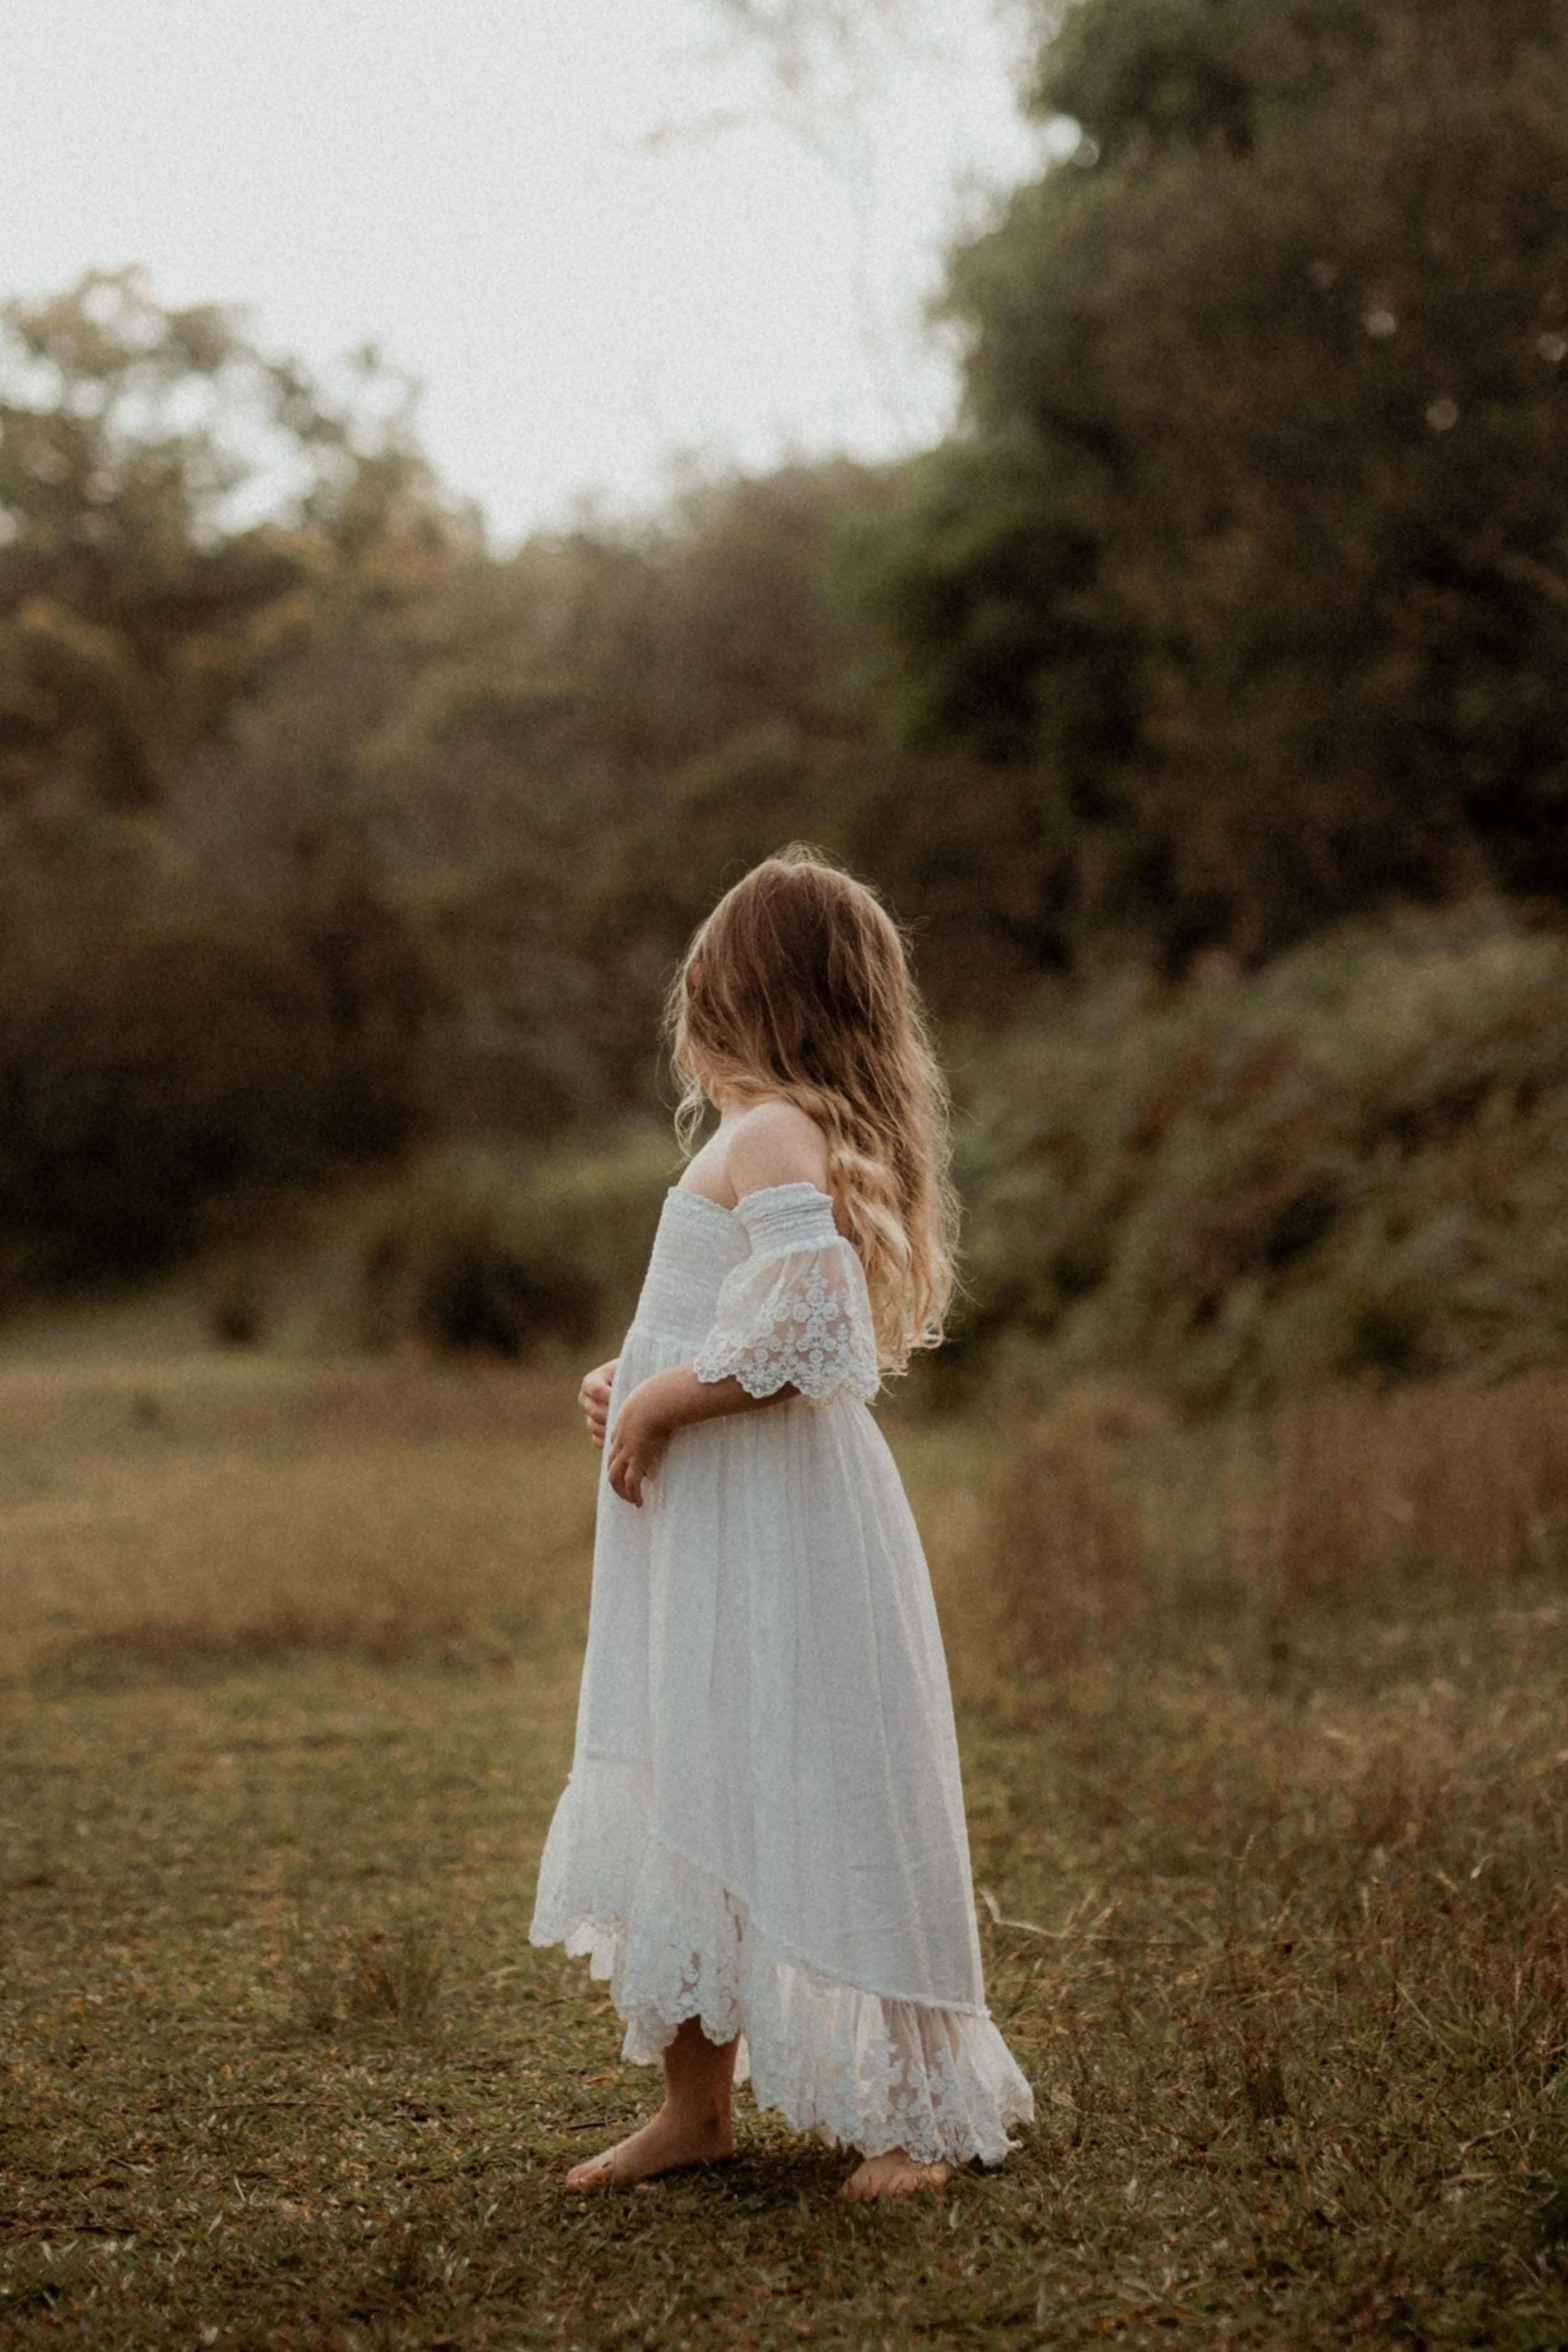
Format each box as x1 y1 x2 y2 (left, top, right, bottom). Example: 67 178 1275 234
840 2151 951 2202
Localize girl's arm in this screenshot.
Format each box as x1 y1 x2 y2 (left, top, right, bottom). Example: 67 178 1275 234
607 1364 785 1506
607 1099 832 1505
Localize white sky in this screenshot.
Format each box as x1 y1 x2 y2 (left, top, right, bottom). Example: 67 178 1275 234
0 0 1047 544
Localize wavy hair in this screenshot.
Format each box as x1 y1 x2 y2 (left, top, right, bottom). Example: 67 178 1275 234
666 847 958 1372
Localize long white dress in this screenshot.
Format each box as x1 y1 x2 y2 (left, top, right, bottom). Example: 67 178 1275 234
529 1181 1034 2166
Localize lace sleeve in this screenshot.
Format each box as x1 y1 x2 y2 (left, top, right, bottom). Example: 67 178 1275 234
691 1184 881 1405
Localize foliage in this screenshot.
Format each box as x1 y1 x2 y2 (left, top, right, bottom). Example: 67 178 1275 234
213 1128 681 1359
953 901 1568 1406
0 797 430 1289
0 267 459 812
9 0 1568 1333
194 458 1062 1164
347 467 899 1124
0 275 467 1282
0 351 1009 1283
858 0 1568 959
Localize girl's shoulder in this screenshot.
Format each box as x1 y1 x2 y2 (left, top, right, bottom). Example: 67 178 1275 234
724 1098 831 1198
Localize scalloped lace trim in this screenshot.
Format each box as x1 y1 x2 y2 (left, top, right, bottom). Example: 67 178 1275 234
532 1834 1033 2166
692 1240 880 1405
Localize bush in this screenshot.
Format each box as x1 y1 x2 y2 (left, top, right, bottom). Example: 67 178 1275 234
0 910 332 1285
955 900 1568 1407
230 1128 681 1359
0 807 430 1293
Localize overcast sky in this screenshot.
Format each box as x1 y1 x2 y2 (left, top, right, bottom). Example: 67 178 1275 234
1 0 1047 543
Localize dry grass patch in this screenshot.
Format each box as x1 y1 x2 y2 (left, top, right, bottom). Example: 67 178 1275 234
29 1581 512 1692
283 1915 447 2041
0 1350 593 1688
986 1371 1568 1665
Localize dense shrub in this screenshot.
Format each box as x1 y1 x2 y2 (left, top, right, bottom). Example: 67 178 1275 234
0 810 430 1293
218 1128 680 1360
954 902 1568 1407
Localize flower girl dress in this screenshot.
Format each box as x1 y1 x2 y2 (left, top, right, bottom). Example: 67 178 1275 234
531 1180 1034 2166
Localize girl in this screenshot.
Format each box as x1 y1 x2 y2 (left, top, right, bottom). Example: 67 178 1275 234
530 849 1033 2199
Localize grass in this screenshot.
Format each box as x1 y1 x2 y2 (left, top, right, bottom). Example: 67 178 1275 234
1 1310 1567 2346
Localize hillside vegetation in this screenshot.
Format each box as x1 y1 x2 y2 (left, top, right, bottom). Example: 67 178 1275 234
3 0 1566 1402
956 902 1568 1407
205 901 1568 1414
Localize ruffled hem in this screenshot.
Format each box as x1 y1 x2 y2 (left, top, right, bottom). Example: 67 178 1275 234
531 1811 1034 2168
691 1345 879 1406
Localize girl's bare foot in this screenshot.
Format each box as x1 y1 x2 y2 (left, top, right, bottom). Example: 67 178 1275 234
564 2104 736 2191
840 2149 952 2202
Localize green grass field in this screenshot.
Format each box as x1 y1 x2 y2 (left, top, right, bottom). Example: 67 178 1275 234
3 1308 1567 2348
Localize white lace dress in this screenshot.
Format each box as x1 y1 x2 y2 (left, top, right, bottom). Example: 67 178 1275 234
529 1181 1034 2166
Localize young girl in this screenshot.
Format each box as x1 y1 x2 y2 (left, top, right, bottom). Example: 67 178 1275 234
530 849 1033 2199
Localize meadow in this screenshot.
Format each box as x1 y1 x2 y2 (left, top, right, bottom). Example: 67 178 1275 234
2 1304 1567 2348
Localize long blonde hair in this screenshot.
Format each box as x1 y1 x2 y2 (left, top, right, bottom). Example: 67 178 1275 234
666 847 958 1372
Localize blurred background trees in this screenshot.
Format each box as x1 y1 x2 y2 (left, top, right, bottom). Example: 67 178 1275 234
0 270 460 1279
7 0 1568 1398
861 0 1568 963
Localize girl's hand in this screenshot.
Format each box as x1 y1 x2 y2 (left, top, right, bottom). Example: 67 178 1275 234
607 1380 671 1508
579 1359 618 1449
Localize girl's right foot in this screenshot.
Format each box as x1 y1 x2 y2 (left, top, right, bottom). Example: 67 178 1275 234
564 2105 736 2190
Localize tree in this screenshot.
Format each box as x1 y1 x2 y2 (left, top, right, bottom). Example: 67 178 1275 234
856 0 1568 960
0 268 461 812
0 273 463 1283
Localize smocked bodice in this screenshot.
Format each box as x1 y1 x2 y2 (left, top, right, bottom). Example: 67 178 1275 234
630 1188 748 1351
627 1182 879 1403
628 1182 859 1354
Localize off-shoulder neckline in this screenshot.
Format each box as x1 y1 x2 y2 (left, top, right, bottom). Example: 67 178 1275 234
667 1179 832 1221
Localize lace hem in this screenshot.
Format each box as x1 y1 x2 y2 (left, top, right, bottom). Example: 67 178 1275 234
531 1823 1033 2167
692 1237 880 1406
